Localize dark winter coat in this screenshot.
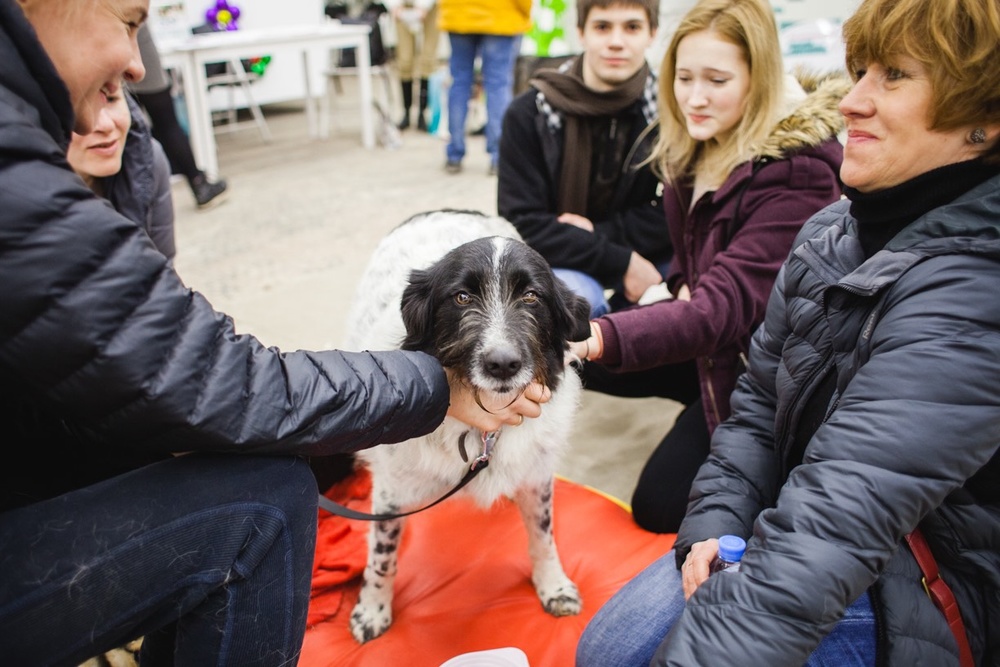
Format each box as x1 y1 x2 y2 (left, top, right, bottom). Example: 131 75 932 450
0 2 449 513
497 68 670 286
596 73 847 432
663 172 1000 666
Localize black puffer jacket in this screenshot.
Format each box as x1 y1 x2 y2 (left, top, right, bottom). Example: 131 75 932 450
661 173 1000 665
0 2 449 512
497 64 669 286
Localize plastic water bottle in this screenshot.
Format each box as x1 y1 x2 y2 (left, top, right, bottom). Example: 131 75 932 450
710 534 747 574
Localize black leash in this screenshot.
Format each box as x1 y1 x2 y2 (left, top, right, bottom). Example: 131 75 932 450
317 429 500 521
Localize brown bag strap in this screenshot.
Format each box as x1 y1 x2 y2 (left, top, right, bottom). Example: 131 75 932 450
905 528 975 667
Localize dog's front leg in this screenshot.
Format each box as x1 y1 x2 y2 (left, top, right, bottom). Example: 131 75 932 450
513 477 582 617
349 509 405 643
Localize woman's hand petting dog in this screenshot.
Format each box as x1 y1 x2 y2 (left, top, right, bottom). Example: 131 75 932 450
568 321 604 362
445 368 550 431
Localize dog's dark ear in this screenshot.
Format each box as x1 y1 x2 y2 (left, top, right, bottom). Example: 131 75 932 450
552 276 593 342
400 268 436 351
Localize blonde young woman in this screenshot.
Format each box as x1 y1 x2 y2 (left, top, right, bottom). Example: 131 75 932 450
0 1 549 664
571 0 846 534
577 0 1000 663
67 85 176 258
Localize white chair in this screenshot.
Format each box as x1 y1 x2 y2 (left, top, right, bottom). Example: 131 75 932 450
192 23 272 142
321 11 395 138
204 58 273 142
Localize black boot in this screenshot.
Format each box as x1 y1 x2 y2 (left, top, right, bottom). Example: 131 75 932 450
417 78 429 132
398 80 413 130
190 172 229 210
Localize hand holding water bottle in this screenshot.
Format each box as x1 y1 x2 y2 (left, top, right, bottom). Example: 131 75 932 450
710 535 747 574
681 534 747 599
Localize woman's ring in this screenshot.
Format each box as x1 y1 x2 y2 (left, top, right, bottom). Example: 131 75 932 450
516 414 524 426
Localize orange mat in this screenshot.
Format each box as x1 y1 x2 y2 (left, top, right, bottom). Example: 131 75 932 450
302 470 675 667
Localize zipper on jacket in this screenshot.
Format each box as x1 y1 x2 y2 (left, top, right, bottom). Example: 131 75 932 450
702 357 723 425
778 348 834 475
620 120 657 177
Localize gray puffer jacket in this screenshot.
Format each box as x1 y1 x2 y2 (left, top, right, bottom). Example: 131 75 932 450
660 172 1000 665
0 1 449 512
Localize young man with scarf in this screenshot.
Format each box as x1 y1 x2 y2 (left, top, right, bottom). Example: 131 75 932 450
497 0 669 317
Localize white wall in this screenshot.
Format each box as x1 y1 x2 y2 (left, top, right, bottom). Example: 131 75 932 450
149 0 334 108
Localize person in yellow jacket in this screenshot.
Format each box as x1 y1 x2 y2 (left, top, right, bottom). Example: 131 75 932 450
439 0 531 174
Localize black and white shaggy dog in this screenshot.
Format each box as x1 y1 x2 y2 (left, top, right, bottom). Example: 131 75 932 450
342 210 591 643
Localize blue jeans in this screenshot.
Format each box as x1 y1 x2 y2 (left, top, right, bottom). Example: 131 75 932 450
446 32 520 166
0 454 318 666
555 259 671 319
554 268 610 318
576 549 877 667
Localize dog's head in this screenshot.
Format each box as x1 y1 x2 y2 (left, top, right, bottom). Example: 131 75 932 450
400 236 590 395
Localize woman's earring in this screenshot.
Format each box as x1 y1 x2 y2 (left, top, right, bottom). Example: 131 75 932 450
970 127 986 144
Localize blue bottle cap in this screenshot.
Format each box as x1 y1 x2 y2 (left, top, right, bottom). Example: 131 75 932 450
718 534 747 562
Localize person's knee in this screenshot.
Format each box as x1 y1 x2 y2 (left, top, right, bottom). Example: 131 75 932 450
553 269 608 317
576 613 613 667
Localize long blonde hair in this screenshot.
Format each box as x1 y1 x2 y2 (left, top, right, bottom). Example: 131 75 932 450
650 0 784 184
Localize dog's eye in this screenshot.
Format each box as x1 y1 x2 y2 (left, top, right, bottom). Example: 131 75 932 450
455 291 472 306
522 291 539 304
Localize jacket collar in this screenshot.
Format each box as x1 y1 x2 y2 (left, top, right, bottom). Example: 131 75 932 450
798 172 1000 296
755 71 850 162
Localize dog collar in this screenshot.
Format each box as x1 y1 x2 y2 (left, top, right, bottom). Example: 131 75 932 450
472 429 500 471
458 428 501 470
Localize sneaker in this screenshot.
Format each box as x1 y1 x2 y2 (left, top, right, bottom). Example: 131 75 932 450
445 160 462 174
192 175 229 210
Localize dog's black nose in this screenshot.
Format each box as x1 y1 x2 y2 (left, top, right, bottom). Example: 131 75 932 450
483 347 522 380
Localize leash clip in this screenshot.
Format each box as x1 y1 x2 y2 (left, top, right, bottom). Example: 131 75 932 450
472 429 500 471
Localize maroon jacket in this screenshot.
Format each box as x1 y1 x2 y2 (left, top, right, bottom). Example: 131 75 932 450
594 74 849 432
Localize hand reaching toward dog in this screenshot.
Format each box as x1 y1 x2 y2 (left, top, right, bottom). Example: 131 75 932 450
444 368 551 431
569 321 604 362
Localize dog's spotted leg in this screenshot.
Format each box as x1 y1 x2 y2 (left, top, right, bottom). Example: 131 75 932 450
513 478 582 617
349 492 406 643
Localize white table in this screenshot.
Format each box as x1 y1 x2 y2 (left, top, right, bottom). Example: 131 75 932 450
159 23 375 179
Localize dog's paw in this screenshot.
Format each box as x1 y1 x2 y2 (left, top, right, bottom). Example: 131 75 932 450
539 579 582 617
349 601 393 644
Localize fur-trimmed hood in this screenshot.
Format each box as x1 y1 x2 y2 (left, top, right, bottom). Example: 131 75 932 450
756 70 851 161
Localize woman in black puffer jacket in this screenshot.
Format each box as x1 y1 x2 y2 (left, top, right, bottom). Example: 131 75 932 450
0 1 547 665
577 0 1000 664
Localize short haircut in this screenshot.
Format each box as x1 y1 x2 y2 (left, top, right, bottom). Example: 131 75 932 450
843 0 1000 162
577 0 660 30
650 0 784 182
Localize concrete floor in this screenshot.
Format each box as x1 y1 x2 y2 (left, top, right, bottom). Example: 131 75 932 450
170 95 682 504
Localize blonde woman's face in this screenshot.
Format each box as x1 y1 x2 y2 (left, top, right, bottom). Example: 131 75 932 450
67 90 131 182
24 0 148 133
673 29 750 143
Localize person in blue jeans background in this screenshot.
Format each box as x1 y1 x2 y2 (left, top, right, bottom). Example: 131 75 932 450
576 0 1000 663
438 0 531 174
